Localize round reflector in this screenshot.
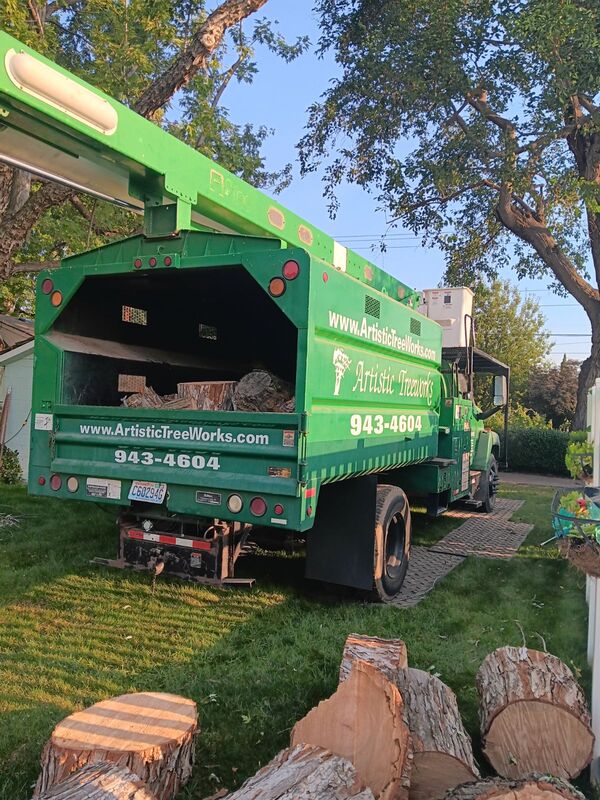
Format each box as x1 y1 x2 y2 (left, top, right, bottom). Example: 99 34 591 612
322 272 329 283
38 475 46 486
41 278 53 295
227 494 243 514
282 260 300 280
268 277 286 297
134 258 142 269
164 256 172 267
149 256 157 267
274 503 284 516
50 290 63 307
50 474 62 491
249 497 267 517
67 476 79 493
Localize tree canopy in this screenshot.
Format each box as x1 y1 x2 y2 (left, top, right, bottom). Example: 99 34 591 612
523 355 580 428
302 0 600 426
472 280 550 402
0 0 308 314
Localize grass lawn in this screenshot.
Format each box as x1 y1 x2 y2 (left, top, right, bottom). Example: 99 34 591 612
0 484 592 799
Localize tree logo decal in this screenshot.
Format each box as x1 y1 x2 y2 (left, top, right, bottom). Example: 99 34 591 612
332 348 352 396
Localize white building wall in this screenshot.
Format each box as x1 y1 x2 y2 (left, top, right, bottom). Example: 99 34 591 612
0 346 34 478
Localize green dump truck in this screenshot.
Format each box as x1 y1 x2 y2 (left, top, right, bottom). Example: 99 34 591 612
0 32 509 600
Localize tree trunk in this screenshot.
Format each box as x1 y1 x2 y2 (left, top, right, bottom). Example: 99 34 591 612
34 761 156 800
476 647 593 779
233 370 294 412
177 381 236 410
33 692 197 800
291 660 411 800
395 668 479 800
224 744 375 800
443 775 585 800
338 633 408 684
573 316 600 429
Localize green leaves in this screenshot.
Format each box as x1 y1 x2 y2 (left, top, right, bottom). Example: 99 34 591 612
304 0 600 290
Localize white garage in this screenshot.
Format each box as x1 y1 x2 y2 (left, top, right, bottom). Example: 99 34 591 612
0 339 34 478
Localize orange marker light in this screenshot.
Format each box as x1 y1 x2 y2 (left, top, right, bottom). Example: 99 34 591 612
268 277 286 297
50 290 63 307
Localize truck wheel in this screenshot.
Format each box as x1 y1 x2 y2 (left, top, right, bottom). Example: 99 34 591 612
372 485 411 602
480 455 499 513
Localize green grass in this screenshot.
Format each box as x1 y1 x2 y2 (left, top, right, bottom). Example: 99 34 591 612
0 485 591 799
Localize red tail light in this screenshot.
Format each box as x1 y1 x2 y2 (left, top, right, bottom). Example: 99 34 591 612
250 497 267 517
149 257 157 267
41 278 53 294
133 258 142 269
50 474 62 491
282 260 300 280
38 476 46 486
274 503 284 515
164 256 172 266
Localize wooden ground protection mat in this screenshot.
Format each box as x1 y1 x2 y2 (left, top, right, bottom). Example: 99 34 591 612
386 499 532 608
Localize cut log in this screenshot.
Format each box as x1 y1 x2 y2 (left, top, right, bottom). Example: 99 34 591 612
395 668 479 800
444 775 585 800
224 744 375 800
338 633 408 684
476 646 593 779
291 660 411 800
34 761 156 799
177 381 235 410
34 692 197 800
233 370 294 412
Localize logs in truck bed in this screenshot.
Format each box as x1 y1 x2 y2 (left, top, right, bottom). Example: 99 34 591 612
121 370 294 412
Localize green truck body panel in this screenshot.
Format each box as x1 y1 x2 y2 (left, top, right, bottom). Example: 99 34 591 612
28 231 449 531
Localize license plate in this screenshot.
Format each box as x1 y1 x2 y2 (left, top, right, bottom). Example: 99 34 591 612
128 480 167 504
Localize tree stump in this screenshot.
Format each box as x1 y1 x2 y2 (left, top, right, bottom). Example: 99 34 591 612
34 761 156 799
232 370 294 412
34 692 197 800
443 775 585 800
225 744 375 800
476 646 593 779
291 660 411 800
338 633 408 684
394 668 479 800
177 381 235 410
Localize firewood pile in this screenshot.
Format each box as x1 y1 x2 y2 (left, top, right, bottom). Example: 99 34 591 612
30 639 592 800
119 370 294 412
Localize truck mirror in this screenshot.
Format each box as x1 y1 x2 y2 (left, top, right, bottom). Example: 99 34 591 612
493 375 508 406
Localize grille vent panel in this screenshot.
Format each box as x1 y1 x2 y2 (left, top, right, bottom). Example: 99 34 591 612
410 317 421 336
365 295 381 318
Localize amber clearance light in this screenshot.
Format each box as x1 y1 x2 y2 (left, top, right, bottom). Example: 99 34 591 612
50 290 63 307
268 277 286 297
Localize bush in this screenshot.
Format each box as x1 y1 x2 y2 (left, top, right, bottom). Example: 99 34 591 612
488 402 550 433
502 428 570 476
0 447 23 484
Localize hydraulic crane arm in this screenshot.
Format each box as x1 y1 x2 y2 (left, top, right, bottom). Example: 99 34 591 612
0 30 417 303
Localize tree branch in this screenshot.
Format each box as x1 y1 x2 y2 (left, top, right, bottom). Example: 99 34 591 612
134 0 269 118
11 260 60 273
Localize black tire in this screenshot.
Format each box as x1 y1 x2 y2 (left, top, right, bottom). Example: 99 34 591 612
480 455 499 513
371 484 411 602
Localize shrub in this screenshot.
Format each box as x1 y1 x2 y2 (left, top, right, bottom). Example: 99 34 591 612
502 428 570 476
565 440 593 480
488 402 550 433
0 447 23 484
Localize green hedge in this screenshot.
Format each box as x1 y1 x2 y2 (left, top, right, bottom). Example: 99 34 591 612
502 428 570 476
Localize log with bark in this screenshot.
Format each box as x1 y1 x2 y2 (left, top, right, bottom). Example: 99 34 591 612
337 634 477 800
338 633 408 684
33 692 197 800
233 370 295 412
291 660 411 800
34 761 156 800
177 381 235 410
443 774 585 800
224 744 375 800
476 646 594 779
395 668 479 800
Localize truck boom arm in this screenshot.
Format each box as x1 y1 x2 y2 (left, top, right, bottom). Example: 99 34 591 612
0 31 416 303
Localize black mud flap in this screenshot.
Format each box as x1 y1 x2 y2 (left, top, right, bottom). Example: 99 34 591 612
305 475 377 590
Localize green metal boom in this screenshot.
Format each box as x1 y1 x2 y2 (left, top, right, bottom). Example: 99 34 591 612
0 30 417 304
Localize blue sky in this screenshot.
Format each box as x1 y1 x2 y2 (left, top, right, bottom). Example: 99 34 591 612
223 1 590 364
